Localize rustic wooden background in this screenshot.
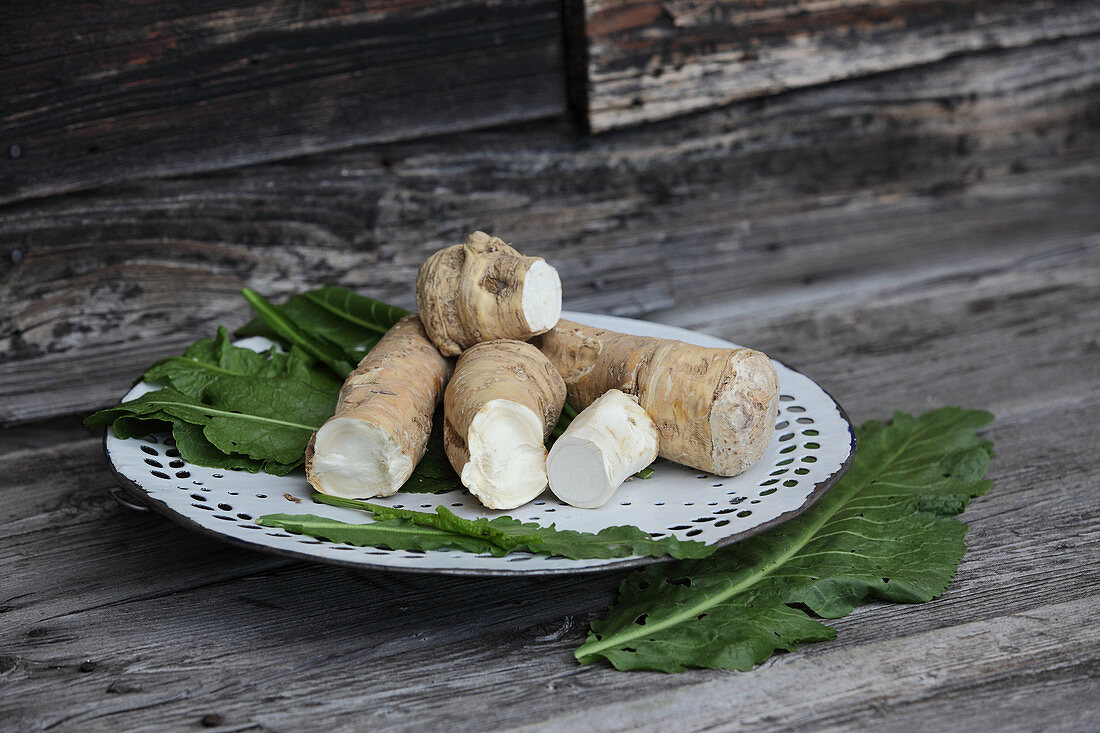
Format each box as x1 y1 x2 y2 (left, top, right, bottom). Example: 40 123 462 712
2 0 1098 730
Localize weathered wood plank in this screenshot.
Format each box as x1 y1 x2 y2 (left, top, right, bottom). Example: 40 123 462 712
0 415 91 458
570 0 1100 131
0 434 106 525
3 37 1097 425
800 671 1099 733
1 241 1097 730
681 241 1100 423
0 0 566 205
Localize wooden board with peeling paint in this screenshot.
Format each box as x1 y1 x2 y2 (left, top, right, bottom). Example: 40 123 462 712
567 0 1100 131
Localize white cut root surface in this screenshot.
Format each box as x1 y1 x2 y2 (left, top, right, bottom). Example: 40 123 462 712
520 260 562 333
443 339 565 510
308 418 414 499
547 390 659 509
462 399 549 510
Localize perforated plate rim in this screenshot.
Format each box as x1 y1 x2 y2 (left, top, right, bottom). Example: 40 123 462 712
105 312 855 577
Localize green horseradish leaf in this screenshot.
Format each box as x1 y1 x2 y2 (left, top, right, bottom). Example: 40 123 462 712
87 319 458 484
169 421 293 475
548 402 580 441
312 495 529 552
494 518 713 560
574 407 995 672
300 286 410 336
400 451 461 494
241 288 355 377
237 286 408 367
86 378 336 467
142 326 342 396
255 514 504 556
306 494 715 560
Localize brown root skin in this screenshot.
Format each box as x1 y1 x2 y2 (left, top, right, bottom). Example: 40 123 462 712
416 231 560 356
537 320 779 477
305 315 452 497
443 339 566 509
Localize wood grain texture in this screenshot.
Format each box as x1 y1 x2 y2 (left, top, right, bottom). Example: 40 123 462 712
2 14 1098 727
0 0 566 205
0 247 1097 730
2 37 1098 425
571 0 1100 131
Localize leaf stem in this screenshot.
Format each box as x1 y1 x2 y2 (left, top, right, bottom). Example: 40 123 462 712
135 398 320 432
241 288 353 376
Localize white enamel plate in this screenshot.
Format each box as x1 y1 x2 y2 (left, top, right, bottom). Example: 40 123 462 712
106 312 855 576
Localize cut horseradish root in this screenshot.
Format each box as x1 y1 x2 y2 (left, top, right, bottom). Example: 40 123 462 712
463 399 549 510
547 390 659 509
538 320 780 477
416 231 562 356
308 420 413 498
443 340 566 510
305 315 451 499
520 259 563 333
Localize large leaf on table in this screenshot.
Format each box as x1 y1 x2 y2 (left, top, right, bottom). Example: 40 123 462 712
574 407 995 672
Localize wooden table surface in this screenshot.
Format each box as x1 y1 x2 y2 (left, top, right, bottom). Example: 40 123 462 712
2 3 1099 730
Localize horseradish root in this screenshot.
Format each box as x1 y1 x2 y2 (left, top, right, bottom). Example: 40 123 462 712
546 390 659 508
443 340 566 510
306 315 451 498
416 231 562 356
538 321 779 476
